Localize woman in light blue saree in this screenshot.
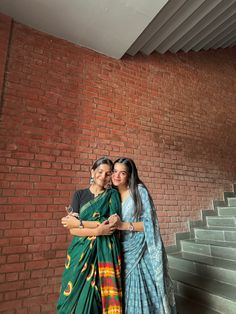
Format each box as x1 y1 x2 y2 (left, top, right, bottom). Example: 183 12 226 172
111 157 176 314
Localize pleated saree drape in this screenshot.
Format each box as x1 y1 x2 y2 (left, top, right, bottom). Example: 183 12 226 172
57 188 122 314
121 185 176 314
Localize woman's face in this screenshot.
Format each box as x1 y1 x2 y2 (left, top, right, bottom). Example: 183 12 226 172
91 164 112 188
112 163 129 188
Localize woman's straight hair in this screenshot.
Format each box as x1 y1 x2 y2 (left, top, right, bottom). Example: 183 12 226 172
113 157 157 221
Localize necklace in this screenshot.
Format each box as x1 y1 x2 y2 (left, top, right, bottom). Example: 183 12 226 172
89 185 105 197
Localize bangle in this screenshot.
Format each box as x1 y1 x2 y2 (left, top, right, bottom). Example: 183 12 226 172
128 222 134 232
78 218 84 229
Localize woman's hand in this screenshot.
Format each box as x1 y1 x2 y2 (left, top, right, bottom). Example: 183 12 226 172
108 214 121 228
62 215 118 235
96 220 116 236
61 215 79 229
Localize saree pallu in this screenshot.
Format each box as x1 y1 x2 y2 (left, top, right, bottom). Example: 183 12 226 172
57 188 122 314
121 185 176 314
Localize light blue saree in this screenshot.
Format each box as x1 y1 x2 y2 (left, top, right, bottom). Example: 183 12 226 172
121 185 176 314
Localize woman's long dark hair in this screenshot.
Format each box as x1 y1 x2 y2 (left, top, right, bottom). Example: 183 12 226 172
92 156 113 171
114 157 157 221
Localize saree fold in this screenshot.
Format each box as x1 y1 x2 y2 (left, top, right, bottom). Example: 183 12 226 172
57 189 122 314
121 185 176 314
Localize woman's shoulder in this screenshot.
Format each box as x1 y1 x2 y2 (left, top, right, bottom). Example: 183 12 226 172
138 184 147 193
108 187 119 195
137 184 149 199
73 188 90 197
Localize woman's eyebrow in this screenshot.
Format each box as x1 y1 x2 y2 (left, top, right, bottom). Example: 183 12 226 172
114 170 127 174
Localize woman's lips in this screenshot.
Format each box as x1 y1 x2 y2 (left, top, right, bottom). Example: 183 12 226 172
112 179 121 185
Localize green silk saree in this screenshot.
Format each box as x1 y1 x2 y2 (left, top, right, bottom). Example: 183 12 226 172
57 188 122 314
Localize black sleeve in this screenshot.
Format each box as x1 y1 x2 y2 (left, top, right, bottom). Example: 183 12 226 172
71 190 81 214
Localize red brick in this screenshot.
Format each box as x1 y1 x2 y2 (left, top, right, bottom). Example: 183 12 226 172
2 189 15 196
0 280 24 292
29 228 51 236
24 278 47 289
10 182 33 189
35 220 47 228
0 221 11 228
17 289 30 299
4 291 17 301
4 229 29 237
25 260 48 270
0 300 22 312
31 269 43 279
30 213 52 220
2 245 27 255
30 287 42 296
35 154 55 162
7 197 31 205
23 220 35 228
18 160 30 167
6 272 19 281
18 271 30 280
22 236 34 245
31 197 53 204
27 244 51 252
23 295 46 306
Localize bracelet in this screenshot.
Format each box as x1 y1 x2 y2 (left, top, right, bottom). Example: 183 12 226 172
128 222 134 232
78 218 84 229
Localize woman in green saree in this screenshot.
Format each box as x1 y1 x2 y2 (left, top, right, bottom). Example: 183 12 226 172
57 157 122 314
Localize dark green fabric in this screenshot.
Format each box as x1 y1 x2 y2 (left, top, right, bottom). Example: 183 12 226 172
57 188 122 314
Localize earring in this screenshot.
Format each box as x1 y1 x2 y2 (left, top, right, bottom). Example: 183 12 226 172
90 177 94 184
106 182 112 189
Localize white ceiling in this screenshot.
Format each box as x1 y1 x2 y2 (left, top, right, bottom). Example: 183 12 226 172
0 0 235 59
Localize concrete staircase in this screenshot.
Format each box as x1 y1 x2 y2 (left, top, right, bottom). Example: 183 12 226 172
167 185 236 314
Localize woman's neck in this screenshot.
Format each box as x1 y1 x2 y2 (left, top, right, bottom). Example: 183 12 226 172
118 185 129 202
89 184 104 197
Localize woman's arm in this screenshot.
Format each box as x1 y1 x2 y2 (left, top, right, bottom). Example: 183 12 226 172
62 216 116 236
62 215 100 229
69 220 116 237
114 185 155 233
108 214 144 232
117 221 144 232
120 185 155 233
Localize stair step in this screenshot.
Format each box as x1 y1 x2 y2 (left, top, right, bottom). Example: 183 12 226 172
175 281 236 314
171 269 236 313
181 239 236 261
207 216 236 227
168 252 236 286
228 198 236 207
175 294 221 314
218 206 236 216
194 227 236 242
170 189 236 313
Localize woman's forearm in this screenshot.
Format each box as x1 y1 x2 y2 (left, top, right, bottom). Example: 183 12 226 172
69 227 98 237
118 221 144 232
82 221 99 228
69 221 116 237
62 216 99 229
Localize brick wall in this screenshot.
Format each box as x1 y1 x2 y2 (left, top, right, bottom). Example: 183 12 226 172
0 14 236 313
